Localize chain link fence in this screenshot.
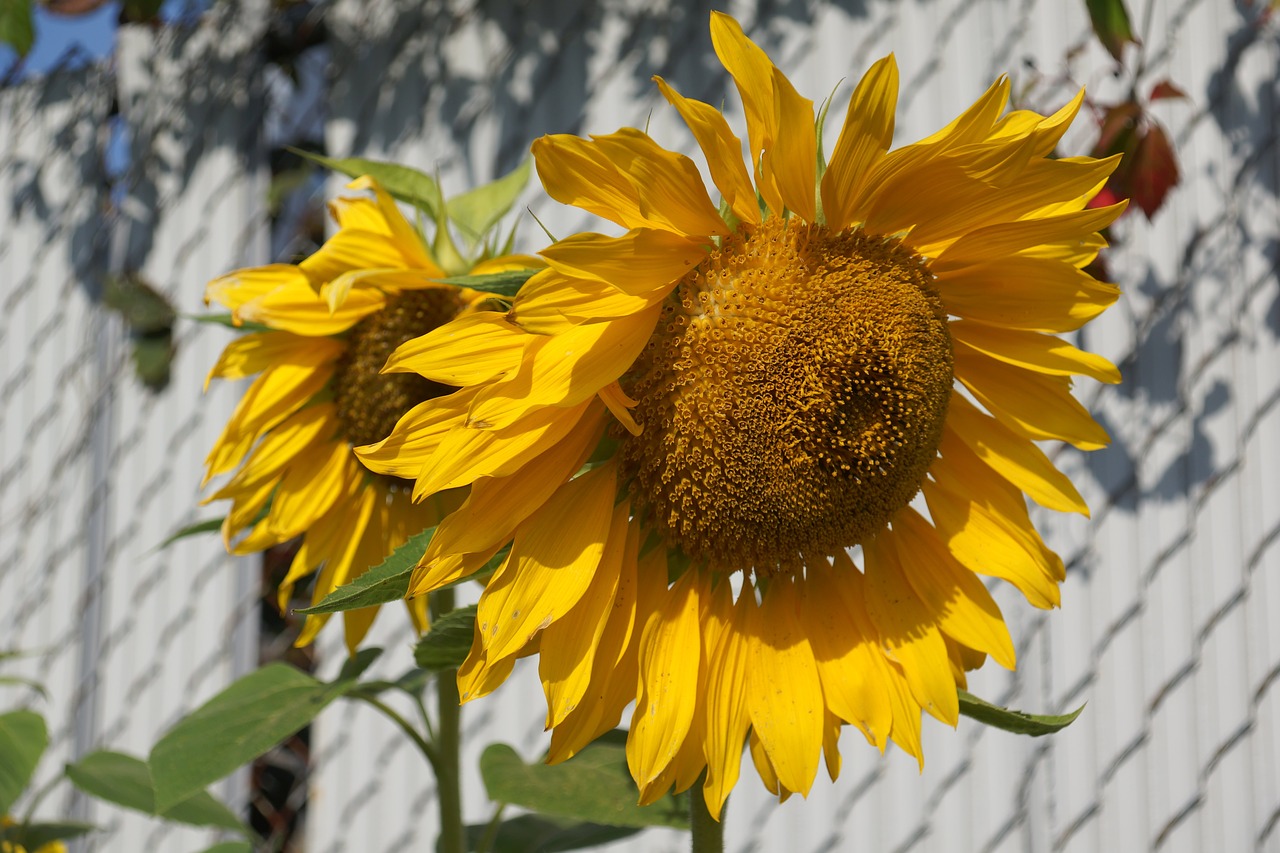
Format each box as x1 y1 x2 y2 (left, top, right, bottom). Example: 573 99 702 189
2 1 1278 852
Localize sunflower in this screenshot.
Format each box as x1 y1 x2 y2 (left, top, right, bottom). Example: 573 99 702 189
203 176 538 650
357 13 1124 814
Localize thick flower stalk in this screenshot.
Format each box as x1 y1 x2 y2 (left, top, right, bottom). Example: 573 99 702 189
203 176 537 650
358 13 1124 815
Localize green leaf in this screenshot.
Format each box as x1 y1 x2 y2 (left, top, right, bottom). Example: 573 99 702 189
480 741 688 830
150 663 363 813
448 160 532 248
429 269 539 299
185 313 274 334
457 814 640 853
0 0 34 58
1085 0 1138 62
288 148 444 221
413 606 477 671
65 751 246 833
296 528 434 615
2 821 95 848
957 690 1084 736
157 517 225 551
196 844 253 853
0 675 47 699
0 710 47 815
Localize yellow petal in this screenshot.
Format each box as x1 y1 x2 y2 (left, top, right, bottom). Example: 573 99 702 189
410 399 593 499
457 617 517 703
934 255 1120 333
539 229 708 297
512 269 655 335
701 589 753 819
205 263 301 310
476 462 618 662
209 402 336 500
343 176 437 268
406 544 503 600
888 508 1016 670
882 659 925 767
951 321 1120 384
945 393 1089 515
236 278 387 336
287 478 375 645
353 389 476 480
822 709 842 782
801 561 891 749
204 331 308 390
598 381 641 435
748 729 791 802
923 456 1063 608
267 441 356 539
467 306 660 428
299 229 417 287
955 348 1110 450
383 311 528 386
540 498 631 727
627 569 702 788
745 578 823 796
863 535 960 726
323 268 447 313
654 76 760 225
593 128 728 237
422 402 605 564
820 54 898 230
531 134 647 230
709 11 783 215
934 203 1127 271
765 65 816 221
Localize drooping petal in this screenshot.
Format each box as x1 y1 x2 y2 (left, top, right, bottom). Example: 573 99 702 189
539 230 709 298
702 587 753 819
593 128 729 238
951 321 1121 384
709 11 783 215
382 311 529 386
512 269 655 335
934 256 1120 333
821 54 898 230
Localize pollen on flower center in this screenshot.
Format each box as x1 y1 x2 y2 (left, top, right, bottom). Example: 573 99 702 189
332 288 466 449
619 218 953 575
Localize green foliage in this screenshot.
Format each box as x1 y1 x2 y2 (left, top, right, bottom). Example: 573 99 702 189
289 149 445 221
186 313 273 333
457 814 640 853
157 517 225 550
65 751 246 833
1084 0 1137 62
0 0 34 58
149 658 376 812
429 269 539 299
0 821 95 848
297 528 434 614
196 844 254 853
448 160 531 249
414 606 478 671
480 740 689 830
105 274 177 392
957 690 1084 736
0 710 47 815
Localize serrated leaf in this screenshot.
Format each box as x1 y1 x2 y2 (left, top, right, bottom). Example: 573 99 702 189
289 148 444 221
0 710 47 815
957 690 1083 736
157 517 225 550
456 814 640 853
1085 0 1138 62
296 528 434 614
0 0 34 58
414 606 477 671
2 821 95 848
150 663 363 812
429 269 539 299
448 160 531 248
65 751 246 833
480 741 688 830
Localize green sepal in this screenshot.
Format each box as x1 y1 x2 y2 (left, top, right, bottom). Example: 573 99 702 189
413 605 478 671
430 268 539 299
448 159 532 249
0 710 47 816
295 528 435 615
288 148 445 222
479 737 689 830
957 690 1084 736
65 751 247 833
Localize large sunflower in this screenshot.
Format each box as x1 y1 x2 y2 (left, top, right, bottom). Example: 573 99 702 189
357 14 1124 813
204 176 537 650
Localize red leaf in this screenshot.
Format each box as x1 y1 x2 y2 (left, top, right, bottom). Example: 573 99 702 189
1129 124 1180 218
1149 79 1190 101
1091 100 1144 159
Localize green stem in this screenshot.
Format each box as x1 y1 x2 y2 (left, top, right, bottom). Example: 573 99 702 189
690 786 724 853
358 694 440 769
475 802 508 853
434 586 466 853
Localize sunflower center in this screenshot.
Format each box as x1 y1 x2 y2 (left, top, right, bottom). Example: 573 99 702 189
332 288 466 449
620 218 953 575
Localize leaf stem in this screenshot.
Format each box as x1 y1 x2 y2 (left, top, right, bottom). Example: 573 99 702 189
357 694 440 769
475 802 508 853
434 586 466 853
690 785 724 853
